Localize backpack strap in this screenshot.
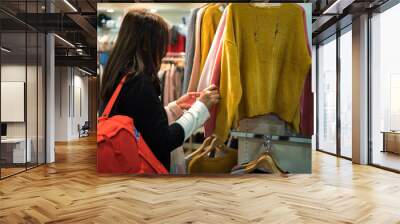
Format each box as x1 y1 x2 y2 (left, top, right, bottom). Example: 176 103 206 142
102 75 128 118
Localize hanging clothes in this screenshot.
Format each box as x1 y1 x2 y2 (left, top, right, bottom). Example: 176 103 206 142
196 9 228 137
197 9 227 92
162 64 186 174
199 4 223 75
158 69 167 104
182 8 199 95
167 26 186 53
173 67 184 101
162 63 174 106
214 3 311 141
160 62 184 106
187 4 211 92
300 72 313 136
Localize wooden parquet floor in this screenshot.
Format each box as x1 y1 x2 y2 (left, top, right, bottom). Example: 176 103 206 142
1 136 400 224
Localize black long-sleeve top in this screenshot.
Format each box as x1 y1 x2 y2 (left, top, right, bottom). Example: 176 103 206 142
101 73 185 169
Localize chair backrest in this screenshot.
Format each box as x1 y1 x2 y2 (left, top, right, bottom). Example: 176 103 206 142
82 121 90 129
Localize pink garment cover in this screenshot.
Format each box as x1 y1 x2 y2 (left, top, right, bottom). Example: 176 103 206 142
196 9 228 137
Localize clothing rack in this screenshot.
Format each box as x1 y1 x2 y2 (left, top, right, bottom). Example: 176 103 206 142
231 129 311 173
165 52 185 58
162 57 185 63
162 52 185 64
230 130 311 144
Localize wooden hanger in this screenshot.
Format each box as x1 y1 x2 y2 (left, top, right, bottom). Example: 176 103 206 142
196 136 223 158
239 152 286 176
256 153 287 175
185 135 214 161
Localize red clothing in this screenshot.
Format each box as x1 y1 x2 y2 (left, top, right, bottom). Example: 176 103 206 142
300 72 313 136
168 33 186 53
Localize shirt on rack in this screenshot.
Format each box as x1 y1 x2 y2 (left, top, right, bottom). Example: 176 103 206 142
199 4 223 75
215 3 311 141
187 4 211 92
196 8 228 137
197 9 227 92
182 8 199 95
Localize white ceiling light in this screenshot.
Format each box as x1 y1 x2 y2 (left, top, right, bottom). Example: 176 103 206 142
54 34 75 48
323 0 355 15
78 67 94 76
1 47 11 53
63 0 78 12
150 9 158 13
107 9 114 13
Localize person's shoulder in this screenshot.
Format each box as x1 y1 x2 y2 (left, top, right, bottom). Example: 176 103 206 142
125 72 153 84
123 73 157 96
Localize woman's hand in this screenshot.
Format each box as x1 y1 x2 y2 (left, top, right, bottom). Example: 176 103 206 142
176 92 200 110
199 85 220 110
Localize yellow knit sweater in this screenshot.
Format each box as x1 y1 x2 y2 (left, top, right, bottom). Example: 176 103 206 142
199 4 223 74
215 3 311 141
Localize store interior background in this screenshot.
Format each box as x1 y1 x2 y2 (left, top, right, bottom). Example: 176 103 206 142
1 0 400 179
315 1 400 171
0 0 98 179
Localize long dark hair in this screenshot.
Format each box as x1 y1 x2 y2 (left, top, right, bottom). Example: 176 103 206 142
100 9 169 106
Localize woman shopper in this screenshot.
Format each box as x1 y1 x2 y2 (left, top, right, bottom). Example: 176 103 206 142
100 9 220 171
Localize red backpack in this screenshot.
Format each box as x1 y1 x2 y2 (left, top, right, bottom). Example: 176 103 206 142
97 75 168 174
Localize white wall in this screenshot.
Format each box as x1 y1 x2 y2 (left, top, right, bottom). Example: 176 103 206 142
1 65 36 138
55 67 69 141
54 67 89 141
1 65 25 138
1 63 46 164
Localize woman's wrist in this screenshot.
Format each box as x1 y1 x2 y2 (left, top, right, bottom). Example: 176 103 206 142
192 100 210 118
165 101 184 122
175 100 210 140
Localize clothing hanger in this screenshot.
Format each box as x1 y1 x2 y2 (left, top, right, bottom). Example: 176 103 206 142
256 153 287 174
234 152 286 175
258 135 288 175
187 135 238 174
234 135 287 175
196 136 223 159
250 1 282 8
185 135 215 161
216 3 228 12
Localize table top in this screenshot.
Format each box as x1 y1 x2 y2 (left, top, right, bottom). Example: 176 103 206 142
381 131 400 134
1 138 30 143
